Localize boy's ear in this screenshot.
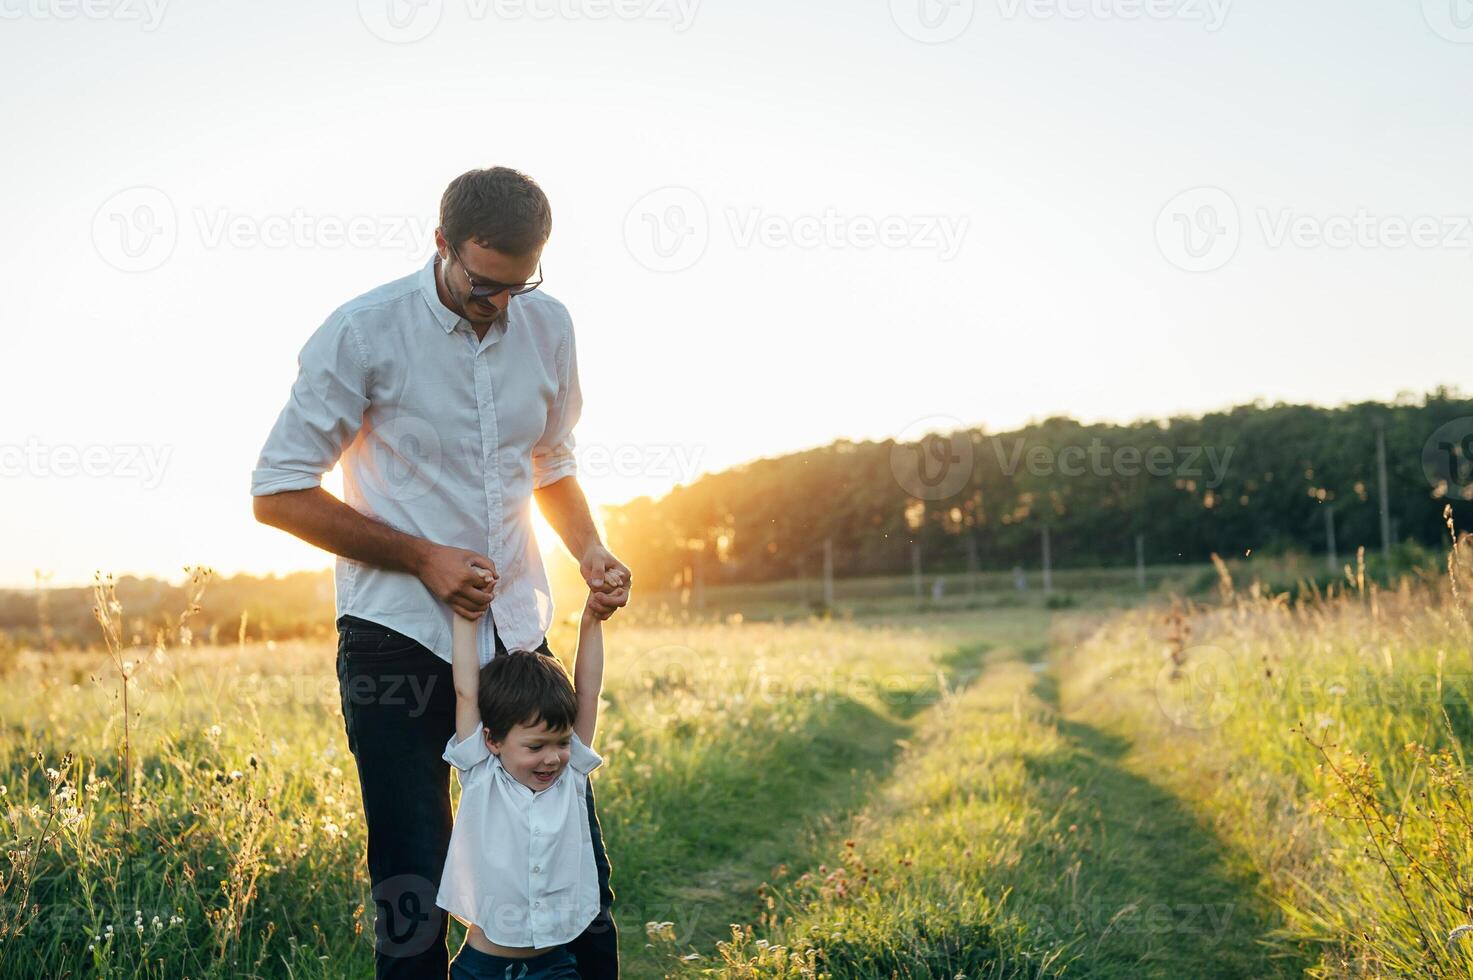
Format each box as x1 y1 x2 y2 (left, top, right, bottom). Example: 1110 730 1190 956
484 727 501 755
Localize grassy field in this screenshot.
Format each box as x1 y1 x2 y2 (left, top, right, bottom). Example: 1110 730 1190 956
5 543 1473 978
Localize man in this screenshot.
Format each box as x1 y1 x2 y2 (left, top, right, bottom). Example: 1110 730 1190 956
250 167 630 979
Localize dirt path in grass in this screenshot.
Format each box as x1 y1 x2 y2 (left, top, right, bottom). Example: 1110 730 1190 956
1015 653 1308 979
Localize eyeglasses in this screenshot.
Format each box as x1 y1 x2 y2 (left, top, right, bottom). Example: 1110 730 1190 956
446 242 544 301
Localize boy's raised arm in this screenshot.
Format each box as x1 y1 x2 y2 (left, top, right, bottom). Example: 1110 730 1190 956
572 574 614 747
451 611 482 743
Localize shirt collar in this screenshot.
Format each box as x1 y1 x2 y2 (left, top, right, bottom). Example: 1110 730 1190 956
418 252 514 344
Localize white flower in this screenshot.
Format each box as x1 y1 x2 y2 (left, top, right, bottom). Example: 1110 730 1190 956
207 724 223 738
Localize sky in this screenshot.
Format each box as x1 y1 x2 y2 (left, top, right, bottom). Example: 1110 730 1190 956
2 0 1471 588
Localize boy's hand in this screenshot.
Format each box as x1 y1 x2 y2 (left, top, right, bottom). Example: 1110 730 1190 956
585 567 628 622
581 546 631 621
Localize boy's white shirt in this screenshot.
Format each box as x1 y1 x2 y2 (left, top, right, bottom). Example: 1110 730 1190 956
435 725 604 949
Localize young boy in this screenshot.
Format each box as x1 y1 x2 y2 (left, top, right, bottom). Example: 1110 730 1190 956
437 569 621 980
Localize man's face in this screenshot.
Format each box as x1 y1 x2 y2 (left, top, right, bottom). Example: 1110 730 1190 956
488 719 572 792
435 230 542 328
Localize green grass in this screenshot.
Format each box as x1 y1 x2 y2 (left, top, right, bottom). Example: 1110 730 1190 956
678 612 1299 979
16 552 1463 979
1059 546 1473 977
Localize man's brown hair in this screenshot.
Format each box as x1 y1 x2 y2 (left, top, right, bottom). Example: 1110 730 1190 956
440 167 552 257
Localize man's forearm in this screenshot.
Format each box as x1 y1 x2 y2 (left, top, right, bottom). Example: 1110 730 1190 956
253 487 428 575
533 476 601 559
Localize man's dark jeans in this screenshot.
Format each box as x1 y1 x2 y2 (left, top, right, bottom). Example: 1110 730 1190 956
336 613 619 980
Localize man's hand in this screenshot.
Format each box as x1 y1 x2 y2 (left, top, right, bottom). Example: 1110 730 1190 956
580 544 631 621
416 543 498 620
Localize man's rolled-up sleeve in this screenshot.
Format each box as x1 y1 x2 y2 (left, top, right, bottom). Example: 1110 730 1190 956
250 311 371 496
531 318 582 490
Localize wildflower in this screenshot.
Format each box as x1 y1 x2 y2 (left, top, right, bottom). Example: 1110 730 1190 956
152 915 162 933
644 921 676 942
45 768 60 783
169 915 183 926
207 724 223 738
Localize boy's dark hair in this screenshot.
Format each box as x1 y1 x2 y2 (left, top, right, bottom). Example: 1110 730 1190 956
439 167 552 257
478 650 577 743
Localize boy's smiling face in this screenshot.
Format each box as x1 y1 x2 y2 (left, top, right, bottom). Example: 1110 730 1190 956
487 719 572 791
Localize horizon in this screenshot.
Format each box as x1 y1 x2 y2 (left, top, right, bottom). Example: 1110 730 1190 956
7 384 1459 591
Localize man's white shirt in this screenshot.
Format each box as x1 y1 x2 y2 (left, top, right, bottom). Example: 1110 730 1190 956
250 253 582 663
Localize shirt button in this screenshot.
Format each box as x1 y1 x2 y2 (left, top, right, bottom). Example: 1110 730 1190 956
532 865 541 873
534 901 542 908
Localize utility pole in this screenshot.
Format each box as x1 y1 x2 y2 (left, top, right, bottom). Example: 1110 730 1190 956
1324 504 1338 572
822 537 834 608
1376 418 1392 558
1041 524 1053 596
911 542 923 599
965 532 980 595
